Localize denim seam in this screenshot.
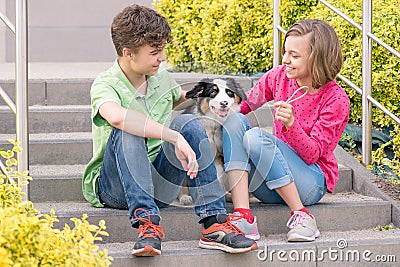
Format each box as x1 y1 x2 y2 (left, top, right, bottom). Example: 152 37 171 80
194 176 207 216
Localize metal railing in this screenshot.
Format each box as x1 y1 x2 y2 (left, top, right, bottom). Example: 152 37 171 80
0 0 29 198
273 0 400 166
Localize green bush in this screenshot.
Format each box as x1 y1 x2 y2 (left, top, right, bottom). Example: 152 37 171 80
155 0 400 178
155 0 275 74
0 139 113 267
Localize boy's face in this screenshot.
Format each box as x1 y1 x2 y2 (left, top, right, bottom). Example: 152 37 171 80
128 42 167 76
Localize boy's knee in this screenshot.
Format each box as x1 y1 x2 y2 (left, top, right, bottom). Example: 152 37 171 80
171 114 200 130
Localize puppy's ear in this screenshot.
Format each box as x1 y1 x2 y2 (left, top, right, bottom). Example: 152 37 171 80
226 78 247 102
185 82 207 99
235 88 247 103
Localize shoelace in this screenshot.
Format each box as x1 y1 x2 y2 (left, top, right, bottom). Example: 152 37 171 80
222 214 246 235
286 212 307 229
134 208 165 240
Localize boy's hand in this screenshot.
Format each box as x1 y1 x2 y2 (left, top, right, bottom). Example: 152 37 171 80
174 134 198 179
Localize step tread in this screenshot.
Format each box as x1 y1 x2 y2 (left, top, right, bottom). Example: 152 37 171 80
0 132 91 142
32 193 391 242
27 163 350 180
30 164 87 179
34 192 388 216
27 163 352 202
101 228 400 258
0 62 256 81
0 105 91 112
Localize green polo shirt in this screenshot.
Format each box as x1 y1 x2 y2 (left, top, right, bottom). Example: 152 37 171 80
82 60 181 207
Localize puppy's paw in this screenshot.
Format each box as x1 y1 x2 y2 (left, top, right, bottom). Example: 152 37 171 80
179 195 193 206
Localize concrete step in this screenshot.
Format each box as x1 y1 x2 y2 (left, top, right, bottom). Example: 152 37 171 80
29 164 87 202
0 104 273 135
0 132 92 165
102 229 400 267
33 192 391 244
0 105 273 165
0 79 93 106
0 100 322 166
27 163 352 203
0 105 91 134
0 63 257 106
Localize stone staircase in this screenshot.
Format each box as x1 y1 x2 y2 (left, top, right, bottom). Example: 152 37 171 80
1 63 399 266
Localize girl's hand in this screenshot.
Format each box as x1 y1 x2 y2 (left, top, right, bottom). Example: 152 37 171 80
273 101 295 129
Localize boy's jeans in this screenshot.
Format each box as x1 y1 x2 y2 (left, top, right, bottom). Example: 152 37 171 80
98 114 226 226
222 113 326 206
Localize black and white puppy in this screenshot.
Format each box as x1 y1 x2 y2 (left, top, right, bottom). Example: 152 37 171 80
177 78 247 205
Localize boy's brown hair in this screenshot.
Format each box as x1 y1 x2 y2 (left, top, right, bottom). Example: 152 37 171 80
111 4 172 56
282 19 343 89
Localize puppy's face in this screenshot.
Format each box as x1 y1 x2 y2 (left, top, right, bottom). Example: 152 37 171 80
186 78 245 119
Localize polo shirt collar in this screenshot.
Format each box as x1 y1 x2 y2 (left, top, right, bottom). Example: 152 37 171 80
110 59 161 97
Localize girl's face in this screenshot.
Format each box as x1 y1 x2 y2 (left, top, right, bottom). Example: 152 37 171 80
282 34 312 87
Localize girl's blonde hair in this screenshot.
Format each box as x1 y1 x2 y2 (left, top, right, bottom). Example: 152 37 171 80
282 19 343 89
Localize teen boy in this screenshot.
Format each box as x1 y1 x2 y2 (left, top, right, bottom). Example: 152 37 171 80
82 4 258 256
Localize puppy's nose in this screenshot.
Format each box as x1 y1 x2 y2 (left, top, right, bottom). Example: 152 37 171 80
220 101 228 107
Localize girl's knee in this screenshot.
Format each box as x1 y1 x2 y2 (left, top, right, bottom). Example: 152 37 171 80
243 127 272 153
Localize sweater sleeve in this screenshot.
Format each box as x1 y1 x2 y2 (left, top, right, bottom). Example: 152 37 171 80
282 94 350 164
240 72 274 114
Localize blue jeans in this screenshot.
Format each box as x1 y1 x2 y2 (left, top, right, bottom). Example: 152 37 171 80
222 113 326 206
98 114 226 227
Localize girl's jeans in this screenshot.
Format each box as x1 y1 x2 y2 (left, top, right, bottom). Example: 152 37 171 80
98 114 226 226
222 113 326 206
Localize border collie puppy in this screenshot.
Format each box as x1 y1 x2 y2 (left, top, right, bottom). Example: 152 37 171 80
178 78 247 205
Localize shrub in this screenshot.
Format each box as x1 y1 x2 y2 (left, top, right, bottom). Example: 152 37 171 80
155 0 275 74
0 139 113 267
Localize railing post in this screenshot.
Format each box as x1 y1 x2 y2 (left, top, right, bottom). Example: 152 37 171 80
362 0 372 165
15 0 29 199
273 0 281 67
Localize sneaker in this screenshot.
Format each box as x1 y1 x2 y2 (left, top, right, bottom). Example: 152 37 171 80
231 212 261 240
286 210 320 242
199 214 259 253
132 208 165 256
